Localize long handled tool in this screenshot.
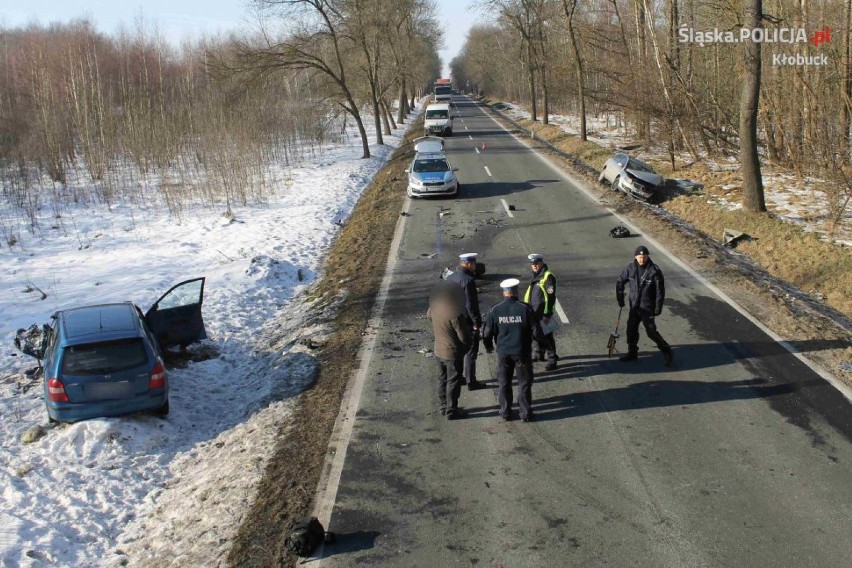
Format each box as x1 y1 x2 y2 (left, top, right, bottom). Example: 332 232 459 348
607 307 623 357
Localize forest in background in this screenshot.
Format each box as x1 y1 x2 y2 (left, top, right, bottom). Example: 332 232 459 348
0 0 444 241
452 0 851 228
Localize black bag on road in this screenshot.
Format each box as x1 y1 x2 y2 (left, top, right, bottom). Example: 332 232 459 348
286 516 326 557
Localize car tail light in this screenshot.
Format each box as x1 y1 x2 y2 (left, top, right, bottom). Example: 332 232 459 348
149 363 166 389
48 378 69 402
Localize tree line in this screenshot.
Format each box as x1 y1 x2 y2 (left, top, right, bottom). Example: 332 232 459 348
0 0 442 233
453 0 851 224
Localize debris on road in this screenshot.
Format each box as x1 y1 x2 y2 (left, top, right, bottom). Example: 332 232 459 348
722 228 751 248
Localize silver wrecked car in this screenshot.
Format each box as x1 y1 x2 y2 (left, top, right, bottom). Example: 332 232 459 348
406 137 459 198
599 153 664 202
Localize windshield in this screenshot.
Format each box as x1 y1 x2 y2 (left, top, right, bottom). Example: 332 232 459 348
413 159 450 173
435 86 452 96
62 338 148 375
627 159 655 174
426 109 449 119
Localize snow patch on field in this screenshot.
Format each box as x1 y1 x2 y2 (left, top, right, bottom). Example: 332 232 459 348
0 107 419 566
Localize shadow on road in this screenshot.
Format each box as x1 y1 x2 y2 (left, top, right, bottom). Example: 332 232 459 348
464 376 812 422
320 530 382 557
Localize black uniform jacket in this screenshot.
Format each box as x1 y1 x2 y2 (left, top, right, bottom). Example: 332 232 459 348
482 297 543 358
616 259 666 315
447 267 482 328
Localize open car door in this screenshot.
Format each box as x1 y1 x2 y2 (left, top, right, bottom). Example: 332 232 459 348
145 277 207 349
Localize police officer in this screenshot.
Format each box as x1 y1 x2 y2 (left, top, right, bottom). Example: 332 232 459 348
615 245 673 366
523 253 558 371
482 278 544 422
446 252 484 390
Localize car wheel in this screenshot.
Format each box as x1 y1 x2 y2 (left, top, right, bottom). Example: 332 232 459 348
152 399 170 417
611 175 621 191
598 171 605 183
48 414 59 426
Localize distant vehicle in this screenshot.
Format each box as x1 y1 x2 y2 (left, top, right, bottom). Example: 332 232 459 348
424 102 453 136
452 89 460 96
434 82 452 102
599 153 664 202
406 137 459 198
16 278 206 423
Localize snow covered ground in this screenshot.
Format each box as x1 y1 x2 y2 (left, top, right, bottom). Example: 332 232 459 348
499 102 852 246
0 109 419 567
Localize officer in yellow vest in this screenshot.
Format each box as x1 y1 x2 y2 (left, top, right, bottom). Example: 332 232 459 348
524 254 558 370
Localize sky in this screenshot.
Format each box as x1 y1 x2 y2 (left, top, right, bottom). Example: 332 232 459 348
0 0 484 76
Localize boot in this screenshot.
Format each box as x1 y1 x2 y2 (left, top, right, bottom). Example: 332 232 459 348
537 352 546 362
619 351 638 362
467 380 483 391
544 360 557 371
663 347 674 367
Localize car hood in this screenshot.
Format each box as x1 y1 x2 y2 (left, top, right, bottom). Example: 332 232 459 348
626 168 663 187
413 172 450 182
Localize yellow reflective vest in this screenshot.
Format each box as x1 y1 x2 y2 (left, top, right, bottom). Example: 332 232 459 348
524 269 555 316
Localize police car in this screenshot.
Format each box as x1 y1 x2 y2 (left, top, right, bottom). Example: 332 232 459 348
405 137 460 198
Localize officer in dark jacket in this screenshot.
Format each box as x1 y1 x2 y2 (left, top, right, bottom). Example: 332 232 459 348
524 253 558 370
446 252 483 390
483 278 544 422
615 245 673 365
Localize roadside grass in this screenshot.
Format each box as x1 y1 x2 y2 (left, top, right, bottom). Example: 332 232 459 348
495 106 851 320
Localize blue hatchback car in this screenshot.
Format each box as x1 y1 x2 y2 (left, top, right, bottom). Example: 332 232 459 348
25 278 207 423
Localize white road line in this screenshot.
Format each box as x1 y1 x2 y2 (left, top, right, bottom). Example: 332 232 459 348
475 148 480 154
501 198 514 218
465 126 469 131
468 135 473 140
554 299 570 324
476 100 852 403
484 166 492 177
309 199 412 563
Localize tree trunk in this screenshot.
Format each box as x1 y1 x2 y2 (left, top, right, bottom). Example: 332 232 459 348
372 94 384 145
527 41 537 122
740 0 766 212
563 0 587 140
845 0 851 155
381 97 395 133
398 79 408 124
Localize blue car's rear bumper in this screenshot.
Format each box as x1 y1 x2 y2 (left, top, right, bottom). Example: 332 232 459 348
46 390 167 423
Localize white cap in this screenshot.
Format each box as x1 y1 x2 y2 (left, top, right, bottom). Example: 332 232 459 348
500 278 520 290
459 252 478 262
528 253 543 263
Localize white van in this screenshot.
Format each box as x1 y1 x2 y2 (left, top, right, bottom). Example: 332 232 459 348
424 103 453 137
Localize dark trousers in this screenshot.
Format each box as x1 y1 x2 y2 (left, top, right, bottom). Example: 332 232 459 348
496 354 534 419
626 307 670 354
463 331 479 384
436 356 463 412
535 332 558 363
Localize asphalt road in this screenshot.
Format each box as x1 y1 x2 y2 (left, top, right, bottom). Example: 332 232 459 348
314 97 852 566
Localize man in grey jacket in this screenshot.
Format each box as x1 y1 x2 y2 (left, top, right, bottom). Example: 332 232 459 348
427 281 473 419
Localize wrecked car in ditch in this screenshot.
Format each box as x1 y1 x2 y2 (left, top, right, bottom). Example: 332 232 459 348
599 153 665 202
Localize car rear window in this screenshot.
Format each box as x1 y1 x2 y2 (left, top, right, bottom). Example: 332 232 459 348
62 338 149 375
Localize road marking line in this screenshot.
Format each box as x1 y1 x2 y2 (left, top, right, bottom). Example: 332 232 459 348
468 135 473 140
484 166 492 177
477 99 852 403
465 126 469 130
501 198 514 218
475 148 480 154
554 299 570 324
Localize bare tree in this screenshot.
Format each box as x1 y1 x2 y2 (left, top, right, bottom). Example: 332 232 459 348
740 0 766 212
